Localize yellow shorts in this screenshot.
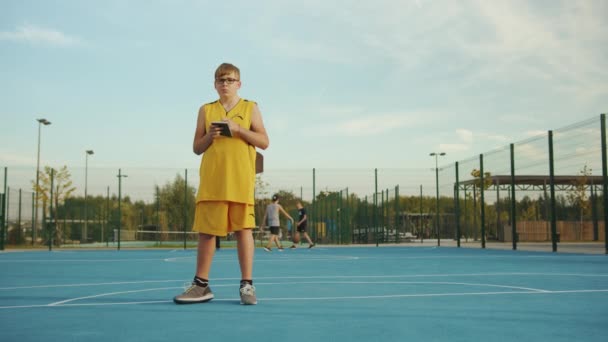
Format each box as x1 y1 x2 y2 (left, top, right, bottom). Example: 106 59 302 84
192 201 255 236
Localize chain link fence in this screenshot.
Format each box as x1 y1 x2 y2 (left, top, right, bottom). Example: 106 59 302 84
1 114 606 253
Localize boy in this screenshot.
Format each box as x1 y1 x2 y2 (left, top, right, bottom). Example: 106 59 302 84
173 63 269 305
260 194 294 252
290 201 315 249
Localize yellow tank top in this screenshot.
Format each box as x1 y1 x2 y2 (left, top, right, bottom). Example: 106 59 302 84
196 98 257 204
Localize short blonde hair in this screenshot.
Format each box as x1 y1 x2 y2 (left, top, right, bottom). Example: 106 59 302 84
215 63 240 80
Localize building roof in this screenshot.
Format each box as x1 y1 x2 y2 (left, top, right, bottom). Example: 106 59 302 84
457 175 603 191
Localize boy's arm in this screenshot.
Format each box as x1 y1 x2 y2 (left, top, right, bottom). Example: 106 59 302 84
279 206 294 222
229 103 269 150
193 105 222 155
297 213 307 226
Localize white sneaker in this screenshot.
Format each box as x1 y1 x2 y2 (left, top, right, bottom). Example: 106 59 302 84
240 284 257 305
173 283 214 304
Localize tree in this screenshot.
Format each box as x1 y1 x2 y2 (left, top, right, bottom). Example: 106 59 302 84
254 175 270 228
158 174 196 232
518 195 538 220
31 165 76 245
470 169 493 190
470 169 492 240
567 164 592 230
275 190 297 208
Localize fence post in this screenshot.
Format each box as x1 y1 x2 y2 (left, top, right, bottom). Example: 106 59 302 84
0 193 4 250
338 189 342 245
374 168 378 247
312 168 316 242
105 186 109 246
49 169 54 251
346 187 350 244
548 131 558 252
380 190 383 243
419 185 424 244
184 168 188 250
31 193 34 245
1 167 6 250
480 154 486 249
18 189 22 245
455 162 460 247
510 143 517 250
395 185 400 244
600 114 608 255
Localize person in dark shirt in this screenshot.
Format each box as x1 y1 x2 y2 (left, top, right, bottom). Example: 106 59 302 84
290 201 314 249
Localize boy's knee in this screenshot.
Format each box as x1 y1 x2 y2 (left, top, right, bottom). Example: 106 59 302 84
235 229 252 237
199 233 216 241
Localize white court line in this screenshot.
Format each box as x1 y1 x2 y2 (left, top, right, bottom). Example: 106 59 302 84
258 289 608 301
3 272 608 290
49 286 183 306
0 280 186 291
0 255 357 263
0 258 175 263
164 255 233 262
2 288 608 310
2 251 604 264
47 280 550 306
356 254 608 260
164 255 359 262
254 256 360 262
259 272 608 279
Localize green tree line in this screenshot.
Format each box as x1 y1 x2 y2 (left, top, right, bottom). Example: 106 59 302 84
19 165 599 246
28 166 196 245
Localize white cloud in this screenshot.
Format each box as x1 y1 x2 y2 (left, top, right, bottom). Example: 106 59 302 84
479 133 510 143
456 129 473 144
525 130 547 138
0 24 79 46
498 114 542 125
316 105 366 119
439 143 470 153
439 129 510 155
459 0 608 101
514 143 549 173
0 151 35 166
250 0 607 111
437 129 473 153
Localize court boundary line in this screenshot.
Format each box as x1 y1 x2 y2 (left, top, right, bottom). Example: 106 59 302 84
2 272 608 291
47 280 551 306
2 287 608 310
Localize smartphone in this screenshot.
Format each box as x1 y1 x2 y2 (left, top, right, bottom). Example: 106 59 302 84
211 121 232 137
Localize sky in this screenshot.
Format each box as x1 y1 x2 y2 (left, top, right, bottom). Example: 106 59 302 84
1 0 607 199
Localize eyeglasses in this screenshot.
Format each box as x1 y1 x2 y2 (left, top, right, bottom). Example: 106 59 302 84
215 78 239 85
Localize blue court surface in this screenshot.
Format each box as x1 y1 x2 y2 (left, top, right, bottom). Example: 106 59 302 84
1 246 607 342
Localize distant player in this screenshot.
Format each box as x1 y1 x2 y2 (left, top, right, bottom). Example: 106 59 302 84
261 194 294 252
290 201 314 249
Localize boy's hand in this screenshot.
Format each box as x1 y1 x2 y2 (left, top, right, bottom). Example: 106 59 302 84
223 119 241 137
208 124 224 140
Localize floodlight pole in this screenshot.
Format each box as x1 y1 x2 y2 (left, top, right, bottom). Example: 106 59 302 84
430 152 446 247
34 118 51 245
84 150 94 243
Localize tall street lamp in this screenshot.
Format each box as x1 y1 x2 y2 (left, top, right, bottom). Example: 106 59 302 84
34 118 51 245
430 152 446 246
117 169 128 250
84 150 94 243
